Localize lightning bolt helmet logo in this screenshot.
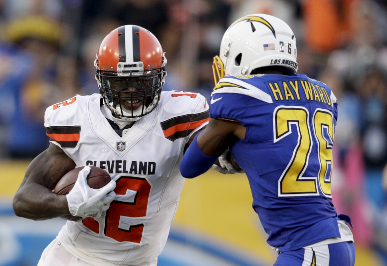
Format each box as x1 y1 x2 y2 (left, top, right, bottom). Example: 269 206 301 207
230 15 276 38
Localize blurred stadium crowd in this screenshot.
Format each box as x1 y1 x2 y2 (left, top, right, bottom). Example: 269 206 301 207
1 0 387 264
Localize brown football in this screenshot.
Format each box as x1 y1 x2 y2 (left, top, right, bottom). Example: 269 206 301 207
54 166 112 195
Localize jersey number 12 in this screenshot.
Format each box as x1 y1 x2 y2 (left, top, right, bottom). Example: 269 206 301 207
83 176 151 243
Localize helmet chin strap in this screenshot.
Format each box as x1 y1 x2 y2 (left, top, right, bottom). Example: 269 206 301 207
101 104 135 128
115 105 144 122
111 113 136 128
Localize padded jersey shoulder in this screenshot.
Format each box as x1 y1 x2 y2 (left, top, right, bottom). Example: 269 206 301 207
212 75 273 103
158 90 209 142
44 94 94 128
44 94 99 149
209 75 273 122
159 90 209 118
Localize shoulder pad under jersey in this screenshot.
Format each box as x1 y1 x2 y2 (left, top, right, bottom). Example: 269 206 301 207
212 76 273 103
159 90 209 141
44 94 91 148
209 76 273 122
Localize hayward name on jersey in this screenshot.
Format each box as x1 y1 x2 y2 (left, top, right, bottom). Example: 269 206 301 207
210 74 349 252
44 91 209 265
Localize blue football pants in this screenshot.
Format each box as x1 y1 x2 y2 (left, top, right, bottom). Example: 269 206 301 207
274 241 355 266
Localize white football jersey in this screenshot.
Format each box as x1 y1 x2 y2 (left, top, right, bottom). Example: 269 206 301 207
44 91 209 265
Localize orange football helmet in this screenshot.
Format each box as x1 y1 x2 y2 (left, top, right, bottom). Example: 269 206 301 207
95 25 167 121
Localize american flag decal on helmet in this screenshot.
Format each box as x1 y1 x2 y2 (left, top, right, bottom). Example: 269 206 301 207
263 43 275 51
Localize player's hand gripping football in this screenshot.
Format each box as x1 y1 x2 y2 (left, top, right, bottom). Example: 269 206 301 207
66 166 116 219
212 148 245 174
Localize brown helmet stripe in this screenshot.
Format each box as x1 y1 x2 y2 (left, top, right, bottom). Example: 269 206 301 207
118 26 126 62
132 25 140 62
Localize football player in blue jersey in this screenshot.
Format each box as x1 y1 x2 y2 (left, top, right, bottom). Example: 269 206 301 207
180 14 356 266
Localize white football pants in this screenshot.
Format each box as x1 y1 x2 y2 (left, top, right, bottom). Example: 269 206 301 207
38 238 158 266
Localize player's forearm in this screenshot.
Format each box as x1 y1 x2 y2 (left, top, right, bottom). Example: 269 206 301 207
180 134 218 178
13 183 70 220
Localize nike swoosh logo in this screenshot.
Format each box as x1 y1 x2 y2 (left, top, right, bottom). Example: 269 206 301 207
210 97 223 104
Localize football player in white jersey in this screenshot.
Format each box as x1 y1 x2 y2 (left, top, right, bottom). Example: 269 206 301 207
13 25 209 266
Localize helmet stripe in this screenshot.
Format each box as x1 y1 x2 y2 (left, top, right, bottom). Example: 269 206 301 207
132 25 140 62
118 26 126 62
124 25 134 63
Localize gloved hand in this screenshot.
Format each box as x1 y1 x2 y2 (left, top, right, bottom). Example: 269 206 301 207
66 166 116 219
212 148 245 174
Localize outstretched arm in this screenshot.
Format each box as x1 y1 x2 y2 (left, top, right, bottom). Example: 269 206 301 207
180 118 245 178
13 143 76 220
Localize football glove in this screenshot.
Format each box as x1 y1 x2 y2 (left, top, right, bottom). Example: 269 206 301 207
212 148 245 174
66 166 116 219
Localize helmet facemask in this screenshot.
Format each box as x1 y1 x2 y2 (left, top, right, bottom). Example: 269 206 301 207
96 62 167 121
94 25 167 121
212 55 225 85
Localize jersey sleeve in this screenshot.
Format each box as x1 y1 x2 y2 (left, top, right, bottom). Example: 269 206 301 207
209 76 273 124
44 95 86 149
188 92 209 135
160 91 209 142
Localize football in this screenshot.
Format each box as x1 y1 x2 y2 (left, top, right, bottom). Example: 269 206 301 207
54 166 112 195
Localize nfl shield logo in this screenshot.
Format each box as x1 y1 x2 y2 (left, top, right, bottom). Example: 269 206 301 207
117 141 126 151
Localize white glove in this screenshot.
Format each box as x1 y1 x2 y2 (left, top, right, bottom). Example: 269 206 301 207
212 148 245 174
66 166 116 219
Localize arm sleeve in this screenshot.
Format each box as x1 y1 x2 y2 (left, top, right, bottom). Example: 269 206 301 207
180 134 218 178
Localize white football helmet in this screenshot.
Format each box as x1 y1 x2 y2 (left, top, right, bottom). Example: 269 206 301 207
213 14 297 84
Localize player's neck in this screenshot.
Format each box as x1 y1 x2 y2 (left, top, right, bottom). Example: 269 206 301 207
101 105 135 129
111 115 135 129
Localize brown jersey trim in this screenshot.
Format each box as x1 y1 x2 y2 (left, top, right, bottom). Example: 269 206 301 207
161 110 209 130
46 126 81 148
46 126 81 135
161 111 209 141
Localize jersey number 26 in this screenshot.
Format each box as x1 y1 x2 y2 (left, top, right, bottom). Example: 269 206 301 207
274 106 334 198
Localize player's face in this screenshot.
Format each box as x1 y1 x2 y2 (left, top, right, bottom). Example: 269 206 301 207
101 72 163 119
108 77 153 111
119 87 143 111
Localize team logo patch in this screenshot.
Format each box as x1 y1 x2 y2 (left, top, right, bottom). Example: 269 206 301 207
117 141 126 151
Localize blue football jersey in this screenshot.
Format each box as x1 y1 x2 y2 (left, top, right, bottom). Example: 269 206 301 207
210 74 341 252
